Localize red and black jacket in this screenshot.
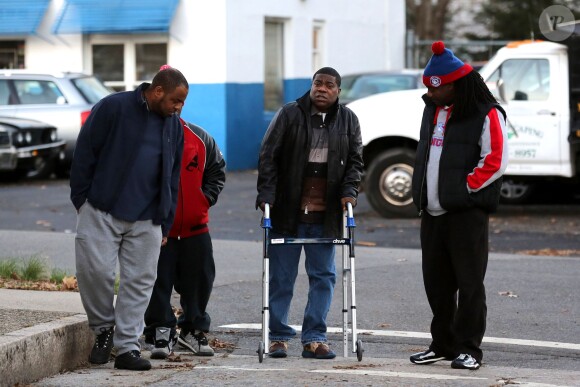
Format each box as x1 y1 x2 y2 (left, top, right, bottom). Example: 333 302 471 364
168 119 226 238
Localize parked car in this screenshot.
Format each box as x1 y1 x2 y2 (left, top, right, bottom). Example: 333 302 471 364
0 70 113 176
340 69 425 105
0 117 65 180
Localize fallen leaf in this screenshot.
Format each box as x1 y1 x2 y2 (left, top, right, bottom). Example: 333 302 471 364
210 338 237 350
334 363 380 370
516 249 580 257
356 241 376 247
62 276 78 290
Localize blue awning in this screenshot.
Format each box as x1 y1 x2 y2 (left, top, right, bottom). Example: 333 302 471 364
53 0 180 34
0 0 50 35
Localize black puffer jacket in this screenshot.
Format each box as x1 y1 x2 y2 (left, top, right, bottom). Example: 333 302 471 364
256 91 363 237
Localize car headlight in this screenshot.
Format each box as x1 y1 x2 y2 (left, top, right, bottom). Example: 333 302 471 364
24 131 32 144
50 129 57 142
14 132 24 144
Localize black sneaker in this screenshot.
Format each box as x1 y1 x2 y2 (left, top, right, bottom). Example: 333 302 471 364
114 350 152 371
151 327 176 360
89 326 114 364
410 349 450 365
451 353 481 370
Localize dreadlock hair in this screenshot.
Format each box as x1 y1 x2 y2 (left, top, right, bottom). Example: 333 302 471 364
151 67 189 92
452 71 497 119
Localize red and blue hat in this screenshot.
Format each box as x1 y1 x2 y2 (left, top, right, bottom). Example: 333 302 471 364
422 41 472 88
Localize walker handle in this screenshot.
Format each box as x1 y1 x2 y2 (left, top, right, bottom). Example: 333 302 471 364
262 203 272 229
346 202 355 228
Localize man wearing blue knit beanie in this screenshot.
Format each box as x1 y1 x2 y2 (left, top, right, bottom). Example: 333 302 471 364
410 41 509 370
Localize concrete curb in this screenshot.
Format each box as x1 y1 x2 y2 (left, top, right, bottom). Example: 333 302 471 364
0 314 92 387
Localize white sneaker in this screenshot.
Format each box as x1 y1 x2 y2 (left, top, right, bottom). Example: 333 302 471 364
451 353 481 370
151 327 176 360
178 330 214 356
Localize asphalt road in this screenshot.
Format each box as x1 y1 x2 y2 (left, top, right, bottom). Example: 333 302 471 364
0 172 578 385
1 171 578 256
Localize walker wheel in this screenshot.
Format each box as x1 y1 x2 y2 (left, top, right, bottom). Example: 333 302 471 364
356 339 364 361
257 341 264 363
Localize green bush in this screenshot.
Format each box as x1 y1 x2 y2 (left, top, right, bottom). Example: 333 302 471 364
50 268 69 284
20 257 49 281
0 259 19 279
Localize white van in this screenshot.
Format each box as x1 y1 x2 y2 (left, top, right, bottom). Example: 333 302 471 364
347 38 580 217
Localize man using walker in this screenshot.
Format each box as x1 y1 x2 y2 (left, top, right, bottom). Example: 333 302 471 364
256 67 363 359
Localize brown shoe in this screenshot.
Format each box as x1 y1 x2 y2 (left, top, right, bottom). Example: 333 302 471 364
302 342 336 359
268 341 288 358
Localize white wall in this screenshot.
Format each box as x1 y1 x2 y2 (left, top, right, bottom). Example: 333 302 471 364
24 0 84 72
225 0 405 82
19 0 406 81
169 0 228 84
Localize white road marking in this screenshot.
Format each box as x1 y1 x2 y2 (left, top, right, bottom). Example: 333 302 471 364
219 323 580 351
197 365 486 381
197 365 571 385
195 366 488 380
311 369 486 380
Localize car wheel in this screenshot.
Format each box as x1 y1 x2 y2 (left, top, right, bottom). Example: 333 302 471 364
500 179 535 204
364 148 417 218
25 157 55 180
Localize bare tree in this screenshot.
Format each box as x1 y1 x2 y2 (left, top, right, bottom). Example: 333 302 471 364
406 0 453 40
406 0 454 67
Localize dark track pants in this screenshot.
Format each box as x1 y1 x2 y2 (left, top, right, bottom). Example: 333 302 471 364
144 232 215 336
420 208 489 362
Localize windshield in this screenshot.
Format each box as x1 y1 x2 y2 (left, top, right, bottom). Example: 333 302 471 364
72 76 113 104
341 74 421 101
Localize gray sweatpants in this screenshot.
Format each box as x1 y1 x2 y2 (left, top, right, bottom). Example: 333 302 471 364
75 202 161 355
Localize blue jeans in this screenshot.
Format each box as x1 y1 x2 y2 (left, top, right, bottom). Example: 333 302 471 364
269 223 336 344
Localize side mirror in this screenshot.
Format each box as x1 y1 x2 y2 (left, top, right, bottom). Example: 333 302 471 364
497 79 507 103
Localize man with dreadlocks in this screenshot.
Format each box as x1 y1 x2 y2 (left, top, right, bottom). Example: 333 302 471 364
410 41 508 370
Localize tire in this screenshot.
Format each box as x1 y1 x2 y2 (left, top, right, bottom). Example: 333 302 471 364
257 341 264 363
25 157 55 180
364 148 417 218
500 179 535 205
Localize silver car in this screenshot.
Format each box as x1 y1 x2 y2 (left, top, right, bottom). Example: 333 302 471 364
0 70 113 176
340 69 425 105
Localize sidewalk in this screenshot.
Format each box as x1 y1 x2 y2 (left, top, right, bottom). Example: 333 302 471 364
2 289 580 387
1 230 579 386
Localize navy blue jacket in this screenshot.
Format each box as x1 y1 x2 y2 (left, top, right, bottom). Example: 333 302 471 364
70 83 184 235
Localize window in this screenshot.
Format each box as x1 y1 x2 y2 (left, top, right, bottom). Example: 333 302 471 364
92 44 124 91
264 20 284 111
71 77 113 104
0 41 24 69
312 22 324 72
13 80 66 105
0 80 10 105
90 38 168 92
487 59 550 102
136 43 167 82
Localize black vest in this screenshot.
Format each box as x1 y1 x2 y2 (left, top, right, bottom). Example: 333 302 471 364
412 97 506 213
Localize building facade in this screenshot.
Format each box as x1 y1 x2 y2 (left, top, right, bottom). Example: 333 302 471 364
0 0 405 169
